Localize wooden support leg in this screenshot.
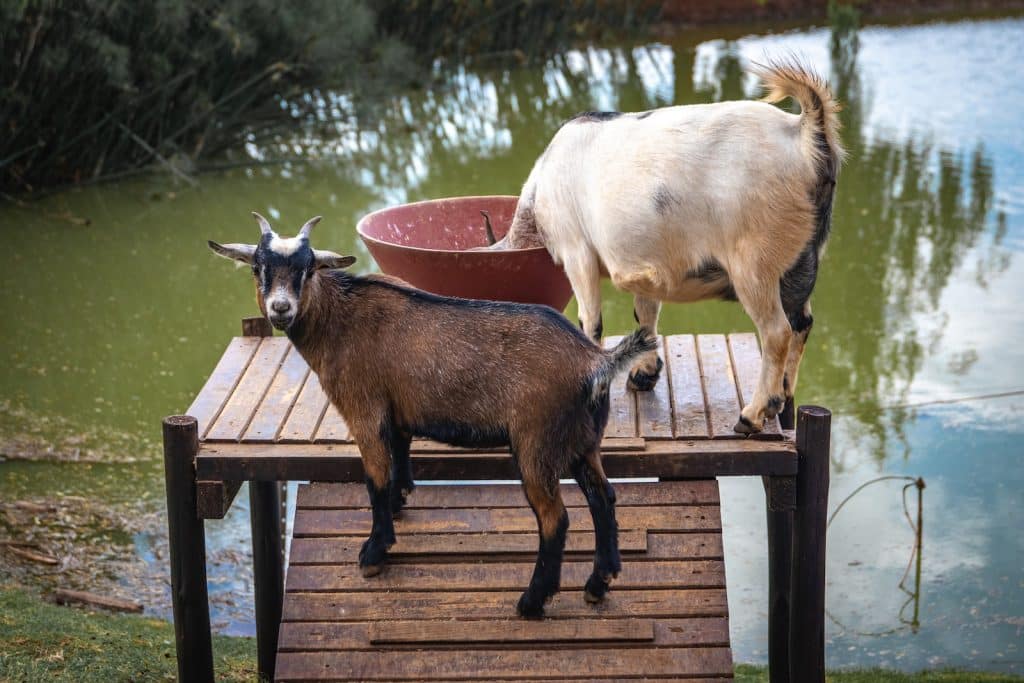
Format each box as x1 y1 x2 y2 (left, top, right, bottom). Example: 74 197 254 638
790 406 831 683
163 416 214 683
251 480 285 682
764 476 795 683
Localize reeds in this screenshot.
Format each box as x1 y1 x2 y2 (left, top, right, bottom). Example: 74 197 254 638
0 0 659 195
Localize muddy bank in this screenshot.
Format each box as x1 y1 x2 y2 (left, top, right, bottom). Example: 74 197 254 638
0 493 254 633
659 0 1024 25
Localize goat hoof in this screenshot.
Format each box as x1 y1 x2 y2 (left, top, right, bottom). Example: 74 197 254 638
360 563 384 578
733 415 762 435
583 573 611 603
516 592 546 619
626 357 664 392
359 538 390 573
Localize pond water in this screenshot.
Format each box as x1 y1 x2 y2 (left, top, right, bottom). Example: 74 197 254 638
2 13 1023 672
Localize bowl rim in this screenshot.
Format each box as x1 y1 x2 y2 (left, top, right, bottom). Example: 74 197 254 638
355 195 549 255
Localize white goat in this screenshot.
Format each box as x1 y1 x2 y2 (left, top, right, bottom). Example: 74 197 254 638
490 60 843 433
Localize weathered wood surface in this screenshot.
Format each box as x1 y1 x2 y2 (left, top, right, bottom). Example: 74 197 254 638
194 333 785 444
276 479 734 681
195 439 797 487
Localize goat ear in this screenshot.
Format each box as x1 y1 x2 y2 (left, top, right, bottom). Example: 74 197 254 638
313 249 356 270
208 240 257 265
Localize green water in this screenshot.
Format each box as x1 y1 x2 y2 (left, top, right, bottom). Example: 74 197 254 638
2 15 1023 671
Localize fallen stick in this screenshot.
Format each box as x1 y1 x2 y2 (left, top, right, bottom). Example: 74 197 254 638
54 588 143 613
6 545 59 565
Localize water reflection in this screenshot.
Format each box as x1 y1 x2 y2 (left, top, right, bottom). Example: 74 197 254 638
1 14 1022 673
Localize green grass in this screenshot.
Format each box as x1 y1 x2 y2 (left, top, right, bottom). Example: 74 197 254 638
736 664 1024 682
0 588 255 682
2 588 1021 683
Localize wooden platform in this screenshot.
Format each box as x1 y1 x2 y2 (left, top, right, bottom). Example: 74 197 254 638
277 479 733 682
187 333 797 491
189 333 782 446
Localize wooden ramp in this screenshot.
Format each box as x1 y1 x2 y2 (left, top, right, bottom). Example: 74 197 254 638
277 479 733 682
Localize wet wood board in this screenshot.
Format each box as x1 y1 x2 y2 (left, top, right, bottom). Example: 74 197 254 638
276 480 734 681
191 333 783 446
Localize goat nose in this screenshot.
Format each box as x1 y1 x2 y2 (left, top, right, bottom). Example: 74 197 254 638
271 300 291 314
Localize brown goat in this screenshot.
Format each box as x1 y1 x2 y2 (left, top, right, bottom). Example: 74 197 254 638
209 214 657 617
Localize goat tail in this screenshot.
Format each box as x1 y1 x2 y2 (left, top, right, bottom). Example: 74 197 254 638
752 57 845 171
588 330 659 404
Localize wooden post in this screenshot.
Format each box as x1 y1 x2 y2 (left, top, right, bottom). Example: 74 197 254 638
251 480 284 682
764 476 795 683
242 315 273 337
789 406 831 683
163 415 214 683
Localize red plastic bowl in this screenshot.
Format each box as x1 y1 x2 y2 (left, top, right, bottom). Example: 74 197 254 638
356 196 572 310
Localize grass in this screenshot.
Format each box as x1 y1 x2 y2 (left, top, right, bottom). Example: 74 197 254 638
1 588 1021 683
0 587 255 682
736 664 1024 682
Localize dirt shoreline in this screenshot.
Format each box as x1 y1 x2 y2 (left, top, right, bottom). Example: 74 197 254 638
658 0 1024 26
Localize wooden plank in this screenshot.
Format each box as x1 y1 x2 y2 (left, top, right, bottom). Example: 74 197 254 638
195 439 797 482
603 336 637 438
287 532 723 564
275 647 733 681
314 403 351 443
408 436 645 453
282 588 729 622
280 617 727 651
286 559 725 592
636 336 675 439
282 618 729 655
243 345 310 442
289 531 647 562
295 480 721 509
665 334 709 439
727 332 783 440
186 337 261 439
368 618 655 645
205 336 291 442
293 506 721 536
696 335 741 439
278 371 330 443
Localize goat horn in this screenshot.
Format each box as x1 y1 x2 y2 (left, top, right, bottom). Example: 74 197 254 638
298 216 322 239
252 212 273 236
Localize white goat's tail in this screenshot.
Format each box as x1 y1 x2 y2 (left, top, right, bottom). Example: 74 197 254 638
753 57 845 253
589 330 659 404
752 57 845 172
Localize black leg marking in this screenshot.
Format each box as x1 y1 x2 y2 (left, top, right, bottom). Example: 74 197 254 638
388 430 414 516
627 355 663 392
766 395 785 419
572 458 620 604
517 509 569 619
359 477 395 577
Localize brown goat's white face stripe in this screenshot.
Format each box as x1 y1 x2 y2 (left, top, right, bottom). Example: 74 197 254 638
257 231 314 327
269 233 306 257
